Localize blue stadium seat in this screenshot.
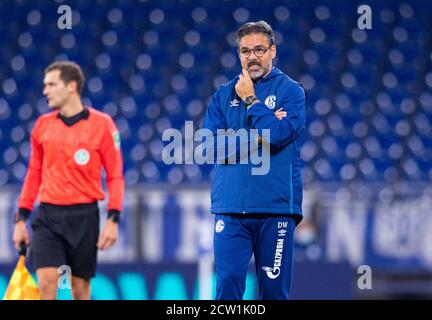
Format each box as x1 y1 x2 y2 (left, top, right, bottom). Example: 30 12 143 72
1 0 431 184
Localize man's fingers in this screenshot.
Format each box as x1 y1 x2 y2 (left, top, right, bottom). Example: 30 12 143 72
105 238 117 250
13 227 30 250
14 239 29 250
97 233 107 250
98 230 118 250
275 110 287 120
99 238 108 250
13 236 21 250
242 69 250 80
100 240 109 250
102 237 117 250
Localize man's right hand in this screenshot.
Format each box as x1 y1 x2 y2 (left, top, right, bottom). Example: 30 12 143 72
13 221 30 251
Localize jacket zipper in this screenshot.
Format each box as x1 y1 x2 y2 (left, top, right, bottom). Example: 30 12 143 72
241 99 248 213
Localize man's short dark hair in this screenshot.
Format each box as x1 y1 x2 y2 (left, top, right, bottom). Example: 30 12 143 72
235 20 275 47
44 61 85 95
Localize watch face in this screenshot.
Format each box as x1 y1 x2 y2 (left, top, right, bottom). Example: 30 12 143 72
246 96 256 105
109 215 120 223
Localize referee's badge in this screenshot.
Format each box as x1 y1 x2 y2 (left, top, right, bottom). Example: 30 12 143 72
264 95 276 109
74 149 90 166
113 131 121 150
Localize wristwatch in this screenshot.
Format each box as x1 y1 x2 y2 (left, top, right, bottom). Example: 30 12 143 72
107 209 121 223
244 95 258 107
13 208 31 224
13 212 27 224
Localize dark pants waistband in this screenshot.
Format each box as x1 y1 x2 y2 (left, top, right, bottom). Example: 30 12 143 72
40 202 98 211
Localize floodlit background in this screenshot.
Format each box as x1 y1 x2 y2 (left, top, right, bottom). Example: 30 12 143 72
1 0 431 299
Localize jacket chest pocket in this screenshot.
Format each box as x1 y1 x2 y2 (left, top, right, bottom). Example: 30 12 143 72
225 107 249 130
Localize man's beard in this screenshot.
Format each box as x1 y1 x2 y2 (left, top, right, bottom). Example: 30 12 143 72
247 61 268 81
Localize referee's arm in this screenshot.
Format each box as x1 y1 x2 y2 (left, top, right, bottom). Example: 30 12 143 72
18 119 44 218
13 119 43 249
97 118 124 250
100 118 125 220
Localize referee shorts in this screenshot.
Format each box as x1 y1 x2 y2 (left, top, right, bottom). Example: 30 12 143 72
31 202 100 279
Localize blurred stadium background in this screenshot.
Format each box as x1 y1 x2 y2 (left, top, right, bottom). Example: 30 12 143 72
1 0 432 299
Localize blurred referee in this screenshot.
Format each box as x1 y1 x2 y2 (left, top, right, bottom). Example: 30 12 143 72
12 61 125 300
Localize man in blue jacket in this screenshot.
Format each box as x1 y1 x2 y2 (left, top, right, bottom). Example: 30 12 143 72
203 21 306 300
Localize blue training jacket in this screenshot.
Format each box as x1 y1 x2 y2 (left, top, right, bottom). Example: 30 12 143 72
203 67 306 223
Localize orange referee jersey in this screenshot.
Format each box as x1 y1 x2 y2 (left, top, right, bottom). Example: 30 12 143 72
18 107 125 211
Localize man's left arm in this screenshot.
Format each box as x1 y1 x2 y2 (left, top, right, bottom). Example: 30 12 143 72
98 117 125 250
247 83 306 147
